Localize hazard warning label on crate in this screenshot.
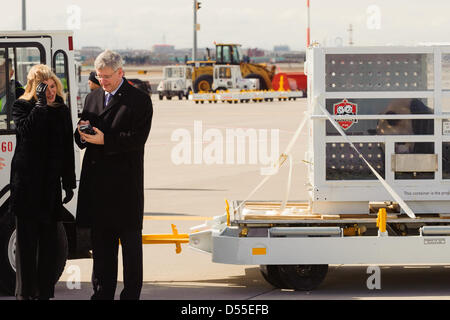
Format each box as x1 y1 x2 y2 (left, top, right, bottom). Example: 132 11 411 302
443 120 450 136
333 99 358 130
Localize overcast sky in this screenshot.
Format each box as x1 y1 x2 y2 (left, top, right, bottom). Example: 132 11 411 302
1 0 450 51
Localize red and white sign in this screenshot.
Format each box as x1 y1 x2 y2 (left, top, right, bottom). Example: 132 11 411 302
333 99 358 130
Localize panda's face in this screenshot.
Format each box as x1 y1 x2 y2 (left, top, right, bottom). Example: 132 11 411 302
376 99 415 153
336 106 345 114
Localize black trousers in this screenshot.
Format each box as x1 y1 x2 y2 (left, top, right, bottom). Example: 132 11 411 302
90 227 143 300
15 217 58 299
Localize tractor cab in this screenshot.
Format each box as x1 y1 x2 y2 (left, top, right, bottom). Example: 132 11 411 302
215 44 244 65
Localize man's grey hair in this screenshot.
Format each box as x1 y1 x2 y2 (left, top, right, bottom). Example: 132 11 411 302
94 49 123 71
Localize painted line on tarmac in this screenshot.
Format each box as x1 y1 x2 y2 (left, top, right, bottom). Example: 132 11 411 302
144 215 213 221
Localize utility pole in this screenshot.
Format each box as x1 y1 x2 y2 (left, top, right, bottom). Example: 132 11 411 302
306 0 310 47
193 0 198 62
22 0 26 30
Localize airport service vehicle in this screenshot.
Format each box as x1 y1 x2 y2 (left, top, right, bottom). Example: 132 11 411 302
187 44 450 290
191 43 276 93
212 65 259 92
189 68 304 104
0 30 90 295
157 65 193 100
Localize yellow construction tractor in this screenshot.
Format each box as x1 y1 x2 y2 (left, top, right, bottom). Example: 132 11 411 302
191 43 276 92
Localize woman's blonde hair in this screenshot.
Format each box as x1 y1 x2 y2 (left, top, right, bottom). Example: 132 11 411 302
20 64 64 102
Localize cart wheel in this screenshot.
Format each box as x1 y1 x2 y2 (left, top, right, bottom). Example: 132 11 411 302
278 264 328 291
259 265 292 289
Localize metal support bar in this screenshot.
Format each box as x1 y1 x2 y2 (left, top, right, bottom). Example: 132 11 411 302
142 224 189 254
270 226 342 237
421 226 450 236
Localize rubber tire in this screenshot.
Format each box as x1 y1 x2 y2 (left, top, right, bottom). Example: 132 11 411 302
194 74 213 93
0 209 68 296
245 73 268 91
158 94 163 100
278 264 328 291
259 265 292 289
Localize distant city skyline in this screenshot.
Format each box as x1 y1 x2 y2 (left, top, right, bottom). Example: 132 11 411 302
2 0 450 51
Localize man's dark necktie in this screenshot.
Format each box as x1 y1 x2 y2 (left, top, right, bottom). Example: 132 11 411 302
104 93 112 107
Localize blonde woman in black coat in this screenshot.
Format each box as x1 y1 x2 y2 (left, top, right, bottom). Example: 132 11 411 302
9 64 76 300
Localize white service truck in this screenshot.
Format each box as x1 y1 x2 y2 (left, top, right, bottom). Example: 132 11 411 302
188 44 450 290
0 30 91 295
157 65 193 100
212 65 259 92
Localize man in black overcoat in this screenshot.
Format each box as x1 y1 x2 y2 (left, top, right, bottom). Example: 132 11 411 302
74 50 153 300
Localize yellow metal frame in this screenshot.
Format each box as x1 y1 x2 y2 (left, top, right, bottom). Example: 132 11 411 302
142 224 189 254
376 208 387 233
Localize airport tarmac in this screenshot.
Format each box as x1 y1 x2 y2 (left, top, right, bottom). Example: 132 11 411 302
2 96 450 302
